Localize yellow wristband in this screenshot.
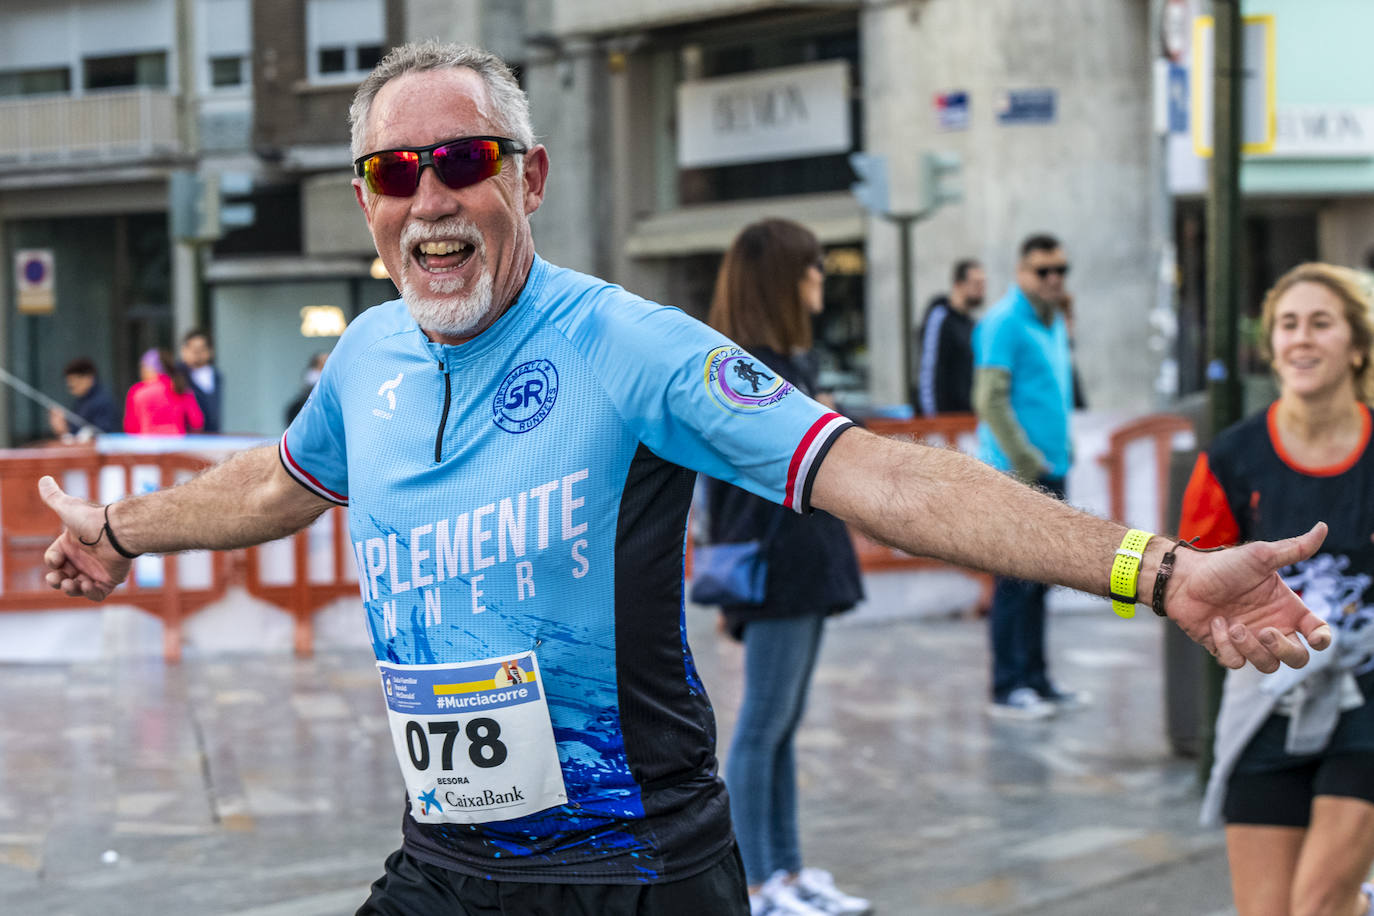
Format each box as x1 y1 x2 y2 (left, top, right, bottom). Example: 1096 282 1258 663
1109 529 1154 619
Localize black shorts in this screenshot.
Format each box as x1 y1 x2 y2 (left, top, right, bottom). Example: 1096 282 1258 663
1224 751 1374 826
1224 671 1374 827
356 844 749 916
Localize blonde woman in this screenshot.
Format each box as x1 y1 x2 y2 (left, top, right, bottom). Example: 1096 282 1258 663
1181 263 1374 916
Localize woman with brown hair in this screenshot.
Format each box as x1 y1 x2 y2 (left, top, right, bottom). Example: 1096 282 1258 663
1181 263 1374 916
703 218 869 916
123 348 205 435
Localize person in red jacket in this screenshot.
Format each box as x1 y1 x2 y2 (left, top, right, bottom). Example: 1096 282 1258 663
123 348 205 435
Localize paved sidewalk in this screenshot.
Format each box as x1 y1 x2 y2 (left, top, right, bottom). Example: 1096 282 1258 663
0 576 1235 915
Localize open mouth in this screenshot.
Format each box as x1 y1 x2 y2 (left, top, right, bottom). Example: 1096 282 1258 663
414 240 476 272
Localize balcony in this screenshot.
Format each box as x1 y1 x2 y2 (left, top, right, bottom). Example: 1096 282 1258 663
0 88 181 164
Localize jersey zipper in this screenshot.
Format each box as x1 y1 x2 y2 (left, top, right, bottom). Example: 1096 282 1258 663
434 360 452 463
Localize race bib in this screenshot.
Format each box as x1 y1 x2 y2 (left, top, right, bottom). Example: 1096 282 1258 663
378 652 567 824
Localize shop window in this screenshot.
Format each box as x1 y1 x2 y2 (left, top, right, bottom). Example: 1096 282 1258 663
84 52 169 91
0 67 71 98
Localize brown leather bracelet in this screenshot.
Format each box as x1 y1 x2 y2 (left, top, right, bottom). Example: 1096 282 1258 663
1151 536 1223 617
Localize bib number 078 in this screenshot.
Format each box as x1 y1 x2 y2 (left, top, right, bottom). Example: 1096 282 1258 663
405 717 508 771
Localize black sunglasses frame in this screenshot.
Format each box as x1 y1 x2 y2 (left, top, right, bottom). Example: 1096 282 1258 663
1034 264 1070 279
353 136 529 195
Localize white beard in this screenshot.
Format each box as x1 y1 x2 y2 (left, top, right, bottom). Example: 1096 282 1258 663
398 217 496 339
402 265 495 339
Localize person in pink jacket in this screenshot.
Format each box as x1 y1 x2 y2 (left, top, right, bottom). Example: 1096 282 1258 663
123 349 205 435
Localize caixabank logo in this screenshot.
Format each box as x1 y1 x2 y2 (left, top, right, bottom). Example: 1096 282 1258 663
704 346 791 414
493 359 559 433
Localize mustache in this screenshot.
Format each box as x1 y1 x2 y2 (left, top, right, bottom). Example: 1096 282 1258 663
400 218 484 251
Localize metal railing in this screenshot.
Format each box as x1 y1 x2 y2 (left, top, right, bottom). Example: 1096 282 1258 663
0 88 181 162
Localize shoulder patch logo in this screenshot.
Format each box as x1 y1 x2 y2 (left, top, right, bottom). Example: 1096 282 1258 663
493 359 559 433
704 346 792 414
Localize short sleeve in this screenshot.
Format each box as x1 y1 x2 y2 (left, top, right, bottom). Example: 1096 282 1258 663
1178 452 1240 548
280 349 349 505
974 311 1018 372
572 301 851 513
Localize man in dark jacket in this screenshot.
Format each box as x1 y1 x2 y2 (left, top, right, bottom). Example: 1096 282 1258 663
915 259 985 415
178 329 223 432
49 357 118 438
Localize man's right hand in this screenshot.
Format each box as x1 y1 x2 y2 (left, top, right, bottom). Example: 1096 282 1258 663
38 476 131 601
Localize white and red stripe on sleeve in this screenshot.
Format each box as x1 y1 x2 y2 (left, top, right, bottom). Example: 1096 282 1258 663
278 432 348 506
784 412 853 512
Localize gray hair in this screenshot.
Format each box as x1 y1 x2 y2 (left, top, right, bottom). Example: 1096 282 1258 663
348 41 534 159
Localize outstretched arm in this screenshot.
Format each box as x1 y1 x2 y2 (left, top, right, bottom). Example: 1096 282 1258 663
41 443 333 601
810 427 1331 672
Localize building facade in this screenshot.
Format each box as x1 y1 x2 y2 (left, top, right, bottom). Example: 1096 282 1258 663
526 0 1163 412
1168 0 1374 399
11 1 1368 444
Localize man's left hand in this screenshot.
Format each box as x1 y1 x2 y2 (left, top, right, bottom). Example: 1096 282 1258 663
1164 523 1331 672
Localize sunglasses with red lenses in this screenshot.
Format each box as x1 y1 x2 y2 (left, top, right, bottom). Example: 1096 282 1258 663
354 136 528 197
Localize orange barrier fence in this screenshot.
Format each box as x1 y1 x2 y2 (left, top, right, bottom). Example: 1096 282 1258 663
0 445 357 661
0 413 1193 661
1095 414 1194 528
847 414 988 577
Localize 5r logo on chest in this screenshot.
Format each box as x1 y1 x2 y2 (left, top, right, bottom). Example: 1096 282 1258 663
493 359 558 433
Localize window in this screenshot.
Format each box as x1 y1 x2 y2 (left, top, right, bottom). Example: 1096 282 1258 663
357 44 383 70
84 52 169 91
201 0 252 93
318 48 347 74
0 67 71 98
209 55 245 88
306 0 385 82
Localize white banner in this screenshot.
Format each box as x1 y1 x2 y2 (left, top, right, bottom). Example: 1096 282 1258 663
1269 105 1374 159
677 60 851 169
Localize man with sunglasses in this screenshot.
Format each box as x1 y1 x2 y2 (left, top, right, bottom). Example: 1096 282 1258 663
33 42 1337 916
973 233 1083 720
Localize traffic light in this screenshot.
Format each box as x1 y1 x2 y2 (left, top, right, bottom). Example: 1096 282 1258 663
169 170 256 242
920 151 962 213
848 152 890 215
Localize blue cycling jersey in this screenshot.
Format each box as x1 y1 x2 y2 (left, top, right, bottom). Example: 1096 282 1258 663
281 255 852 883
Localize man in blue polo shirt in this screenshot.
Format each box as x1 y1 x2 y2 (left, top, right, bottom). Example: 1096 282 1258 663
974 233 1083 720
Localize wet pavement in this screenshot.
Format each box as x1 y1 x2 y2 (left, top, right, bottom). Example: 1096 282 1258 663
0 575 1236 915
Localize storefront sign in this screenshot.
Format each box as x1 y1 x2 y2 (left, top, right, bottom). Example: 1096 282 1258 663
1269 105 1374 158
676 60 851 168
935 91 970 131
15 249 55 315
996 89 1056 125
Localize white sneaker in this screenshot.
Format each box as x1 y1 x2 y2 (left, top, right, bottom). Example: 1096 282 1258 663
760 872 830 916
987 686 1056 720
794 867 872 915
